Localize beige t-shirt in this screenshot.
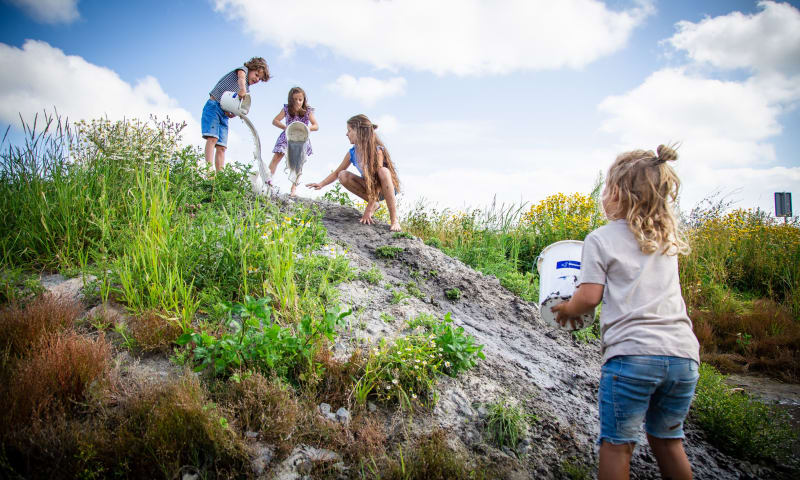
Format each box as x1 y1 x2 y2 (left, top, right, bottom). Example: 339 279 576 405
579 220 699 365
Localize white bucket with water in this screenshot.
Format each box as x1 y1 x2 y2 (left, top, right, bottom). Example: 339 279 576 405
220 91 251 117
536 240 595 330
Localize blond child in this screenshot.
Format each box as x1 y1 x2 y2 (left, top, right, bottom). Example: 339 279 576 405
202 57 270 172
306 114 401 231
551 145 700 480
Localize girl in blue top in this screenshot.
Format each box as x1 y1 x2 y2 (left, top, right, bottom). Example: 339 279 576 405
306 114 401 231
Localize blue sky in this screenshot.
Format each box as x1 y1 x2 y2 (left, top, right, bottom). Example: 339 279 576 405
1 0 799 215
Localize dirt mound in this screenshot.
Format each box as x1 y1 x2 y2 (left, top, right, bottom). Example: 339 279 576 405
299 197 784 479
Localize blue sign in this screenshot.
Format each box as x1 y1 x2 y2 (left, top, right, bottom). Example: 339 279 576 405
556 260 581 269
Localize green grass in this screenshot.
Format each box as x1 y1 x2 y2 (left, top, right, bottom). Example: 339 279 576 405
691 363 797 462
375 245 404 259
445 288 461 301
484 398 530 452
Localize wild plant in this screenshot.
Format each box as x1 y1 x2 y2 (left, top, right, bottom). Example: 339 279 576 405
375 245 404 259
691 363 797 462
354 335 443 410
429 312 484 376
445 288 462 301
484 397 531 451
358 264 383 285
177 297 350 384
390 289 410 305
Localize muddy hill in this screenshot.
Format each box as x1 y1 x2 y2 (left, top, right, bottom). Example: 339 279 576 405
35 196 790 479
301 197 785 480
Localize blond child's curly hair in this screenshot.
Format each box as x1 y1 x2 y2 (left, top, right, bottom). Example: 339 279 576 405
244 57 270 82
606 144 690 256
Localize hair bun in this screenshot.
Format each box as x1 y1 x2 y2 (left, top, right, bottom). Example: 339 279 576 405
656 144 678 163
372 124 378 130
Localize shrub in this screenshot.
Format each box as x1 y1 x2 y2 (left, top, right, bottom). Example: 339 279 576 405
445 288 462 301
178 297 350 384
392 232 414 239
224 372 299 455
379 430 489 480
358 265 383 285
355 313 484 409
690 363 797 462
484 398 530 451
375 245 404 259
355 335 443 410
127 310 183 353
0 294 81 357
7 330 111 423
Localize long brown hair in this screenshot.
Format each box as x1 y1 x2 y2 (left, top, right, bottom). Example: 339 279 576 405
606 144 689 256
287 87 309 117
347 114 400 201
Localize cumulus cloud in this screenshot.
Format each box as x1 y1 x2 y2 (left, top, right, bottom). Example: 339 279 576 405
598 68 780 167
667 1 800 74
599 2 800 214
6 0 80 24
328 75 406 106
214 0 654 75
0 39 198 140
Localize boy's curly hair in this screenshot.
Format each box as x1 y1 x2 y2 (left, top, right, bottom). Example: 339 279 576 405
606 144 690 256
244 57 270 82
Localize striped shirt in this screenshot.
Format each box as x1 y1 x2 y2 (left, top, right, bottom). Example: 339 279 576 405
209 67 249 101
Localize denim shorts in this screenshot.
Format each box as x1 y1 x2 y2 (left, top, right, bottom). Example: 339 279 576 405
201 99 229 147
598 355 699 445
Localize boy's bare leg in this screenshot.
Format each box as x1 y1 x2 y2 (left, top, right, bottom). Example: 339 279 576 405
647 435 692 480
599 441 633 480
204 137 217 169
378 167 401 231
215 145 226 172
269 152 283 175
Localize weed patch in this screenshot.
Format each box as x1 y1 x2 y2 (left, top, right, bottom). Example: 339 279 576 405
375 245 404 259
484 398 530 451
0 294 81 358
358 264 383 285
691 363 797 462
445 287 462 301
6 330 111 425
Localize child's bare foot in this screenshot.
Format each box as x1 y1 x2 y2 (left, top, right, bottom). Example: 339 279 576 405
390 222 401 232
290 184 298 197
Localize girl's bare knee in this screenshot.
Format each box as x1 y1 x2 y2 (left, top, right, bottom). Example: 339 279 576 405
337 170 350 183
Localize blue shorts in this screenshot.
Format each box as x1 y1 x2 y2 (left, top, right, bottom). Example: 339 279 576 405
201 99 229 147
598 355 698 445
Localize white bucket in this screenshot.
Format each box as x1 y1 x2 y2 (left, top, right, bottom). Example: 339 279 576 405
536 240 595 330
219 91 251 117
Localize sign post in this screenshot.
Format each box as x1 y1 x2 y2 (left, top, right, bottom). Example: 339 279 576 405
774 192 792 225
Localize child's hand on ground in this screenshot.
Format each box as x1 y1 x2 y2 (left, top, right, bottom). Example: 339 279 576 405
360 211 374 225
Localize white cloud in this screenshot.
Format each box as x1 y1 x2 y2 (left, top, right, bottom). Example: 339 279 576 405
668 1 800 74
328 75 406 106
6 0 80 24
598 2 800 215
214 0 654 75
598 68 781 167
0 39 199 144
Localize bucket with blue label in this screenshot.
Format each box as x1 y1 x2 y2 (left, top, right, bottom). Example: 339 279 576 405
535 240 596 330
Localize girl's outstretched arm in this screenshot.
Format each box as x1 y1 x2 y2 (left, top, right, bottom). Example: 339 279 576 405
306 153 350 190
272 109 286 130
308 111 319 132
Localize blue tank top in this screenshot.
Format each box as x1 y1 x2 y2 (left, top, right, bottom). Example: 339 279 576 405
348 145 384 176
